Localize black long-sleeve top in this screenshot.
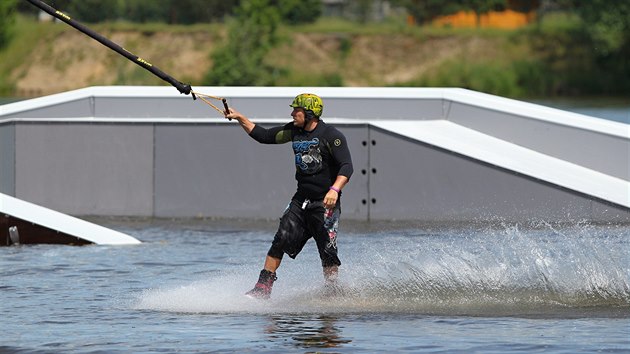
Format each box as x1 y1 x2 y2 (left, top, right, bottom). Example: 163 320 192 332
249 120 353 200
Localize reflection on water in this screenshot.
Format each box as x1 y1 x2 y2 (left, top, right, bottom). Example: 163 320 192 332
266 315 352 350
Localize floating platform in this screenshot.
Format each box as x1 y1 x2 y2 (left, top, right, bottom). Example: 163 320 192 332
0 192 141 246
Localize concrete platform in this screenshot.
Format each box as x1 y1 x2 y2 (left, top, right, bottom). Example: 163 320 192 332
1 86 628 223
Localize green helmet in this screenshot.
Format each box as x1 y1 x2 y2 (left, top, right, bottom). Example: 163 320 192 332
290 93 323 118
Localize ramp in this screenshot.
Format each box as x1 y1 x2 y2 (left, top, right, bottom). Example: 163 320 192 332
370 120 630 209
0 193 141 246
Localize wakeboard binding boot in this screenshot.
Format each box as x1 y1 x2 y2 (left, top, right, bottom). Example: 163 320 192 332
245 269 277 299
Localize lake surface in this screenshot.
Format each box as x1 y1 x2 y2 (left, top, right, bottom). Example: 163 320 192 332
2 219 628 353
0 97 23 106
530 97 629 124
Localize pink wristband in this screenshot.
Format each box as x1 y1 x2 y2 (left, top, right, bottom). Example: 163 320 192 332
329 186 341 193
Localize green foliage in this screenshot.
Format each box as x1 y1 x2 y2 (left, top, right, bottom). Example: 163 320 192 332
551 1 628 94
279 71 344 87
0 0 17 49
159 0 241 24
278 0 322 25
6 2 630 97
400 8 630 97
411 7 630 98
565 0 629 54
291 17 408 35
391 0 506 25
0 16 66 96
21 0 239 24
411 59 522 97
204 0 281 86
47 1 73 11
520 5 630 96
338 35 352 59
122 0 169 23
15 0 366 26
458 0 507 14
348 0 374 23
511 59 553 96
390 0 460 24
458 0 507 26
65 0 120 23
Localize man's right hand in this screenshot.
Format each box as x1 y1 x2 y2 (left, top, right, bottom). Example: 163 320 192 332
225 108 255 134
225 108 240 121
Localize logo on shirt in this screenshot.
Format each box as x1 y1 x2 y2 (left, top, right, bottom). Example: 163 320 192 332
293 138 322 174
334 138 342 147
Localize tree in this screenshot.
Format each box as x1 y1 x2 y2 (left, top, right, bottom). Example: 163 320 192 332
118 0 240 24
392 0 507 26
563 0 630 93
204 0 281 86
0 0 17 49
123 0 169 23
457 0 507 27
390 0 460 25
66 0 119 23
166 0 241 24
47 1 74 11
348 0 374 23
527 0 630 95
19 0 244 25
278 0 322 25
564 0 629 53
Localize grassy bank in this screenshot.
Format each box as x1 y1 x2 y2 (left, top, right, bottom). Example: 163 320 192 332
1 14 625 99
0 16 65 95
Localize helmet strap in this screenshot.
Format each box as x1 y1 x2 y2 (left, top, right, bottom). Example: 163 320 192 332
305 110 317 121
302 110 319 132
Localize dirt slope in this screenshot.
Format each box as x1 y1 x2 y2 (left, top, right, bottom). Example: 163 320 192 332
12 29 500 95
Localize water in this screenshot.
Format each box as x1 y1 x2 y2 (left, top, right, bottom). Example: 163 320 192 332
530 98 629 124
0 97 23 106
2 219 629 353
1 96 629 352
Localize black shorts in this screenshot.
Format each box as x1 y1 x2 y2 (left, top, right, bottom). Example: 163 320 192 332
267 196 341 268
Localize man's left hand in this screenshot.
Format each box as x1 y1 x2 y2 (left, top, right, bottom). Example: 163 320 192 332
324 189 338 209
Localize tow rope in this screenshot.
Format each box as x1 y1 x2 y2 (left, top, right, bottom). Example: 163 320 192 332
25 0 230 116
